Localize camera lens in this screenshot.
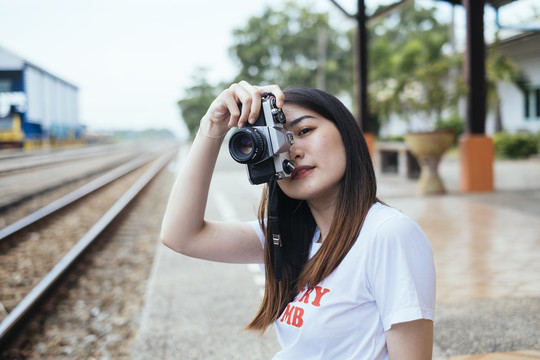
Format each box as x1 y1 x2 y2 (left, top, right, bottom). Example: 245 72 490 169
229 128 266 164
237 136 253 155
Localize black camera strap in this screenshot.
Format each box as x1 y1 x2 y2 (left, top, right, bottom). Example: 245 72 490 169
268 175 282 282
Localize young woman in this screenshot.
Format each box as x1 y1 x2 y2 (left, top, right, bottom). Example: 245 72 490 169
161 81 436 359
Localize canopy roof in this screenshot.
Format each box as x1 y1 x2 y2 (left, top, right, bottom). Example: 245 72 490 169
367 0 521 21
438 0 518 9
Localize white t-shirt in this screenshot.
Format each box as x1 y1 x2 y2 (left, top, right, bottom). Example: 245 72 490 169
250 202 436 360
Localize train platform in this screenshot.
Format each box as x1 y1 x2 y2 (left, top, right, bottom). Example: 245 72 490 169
133 145 540 360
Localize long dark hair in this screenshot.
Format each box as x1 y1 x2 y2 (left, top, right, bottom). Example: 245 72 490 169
246 88 378 332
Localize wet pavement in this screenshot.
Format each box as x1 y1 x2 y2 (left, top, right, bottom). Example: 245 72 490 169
134 145 540 359
376 155 540 359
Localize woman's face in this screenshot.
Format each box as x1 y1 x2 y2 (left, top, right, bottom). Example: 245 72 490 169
277 103 347 205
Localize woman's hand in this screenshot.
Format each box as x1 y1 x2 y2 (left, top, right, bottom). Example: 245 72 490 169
200 81 285 138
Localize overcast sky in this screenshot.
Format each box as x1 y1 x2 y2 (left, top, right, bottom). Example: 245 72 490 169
0 0 536 139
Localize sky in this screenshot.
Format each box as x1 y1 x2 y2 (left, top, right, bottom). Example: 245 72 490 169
0 0 537 140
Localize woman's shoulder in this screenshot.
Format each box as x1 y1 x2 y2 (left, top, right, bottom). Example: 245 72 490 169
362 202 428 245
363 202 411 231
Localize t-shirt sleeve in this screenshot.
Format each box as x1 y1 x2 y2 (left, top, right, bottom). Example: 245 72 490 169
249 220 266 272
249 220 265 248
367 214 436 331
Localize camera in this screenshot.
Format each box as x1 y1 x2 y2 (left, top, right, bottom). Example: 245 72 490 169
229 93 295 185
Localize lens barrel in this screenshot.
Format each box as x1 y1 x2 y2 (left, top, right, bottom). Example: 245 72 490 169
229 128 267 164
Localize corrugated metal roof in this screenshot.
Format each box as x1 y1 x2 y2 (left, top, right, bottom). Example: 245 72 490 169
0 45 25 70
0 45 78 89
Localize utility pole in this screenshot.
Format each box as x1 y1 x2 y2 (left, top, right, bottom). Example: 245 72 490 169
327 0 411 132
327 0 369 132
317 25 328 91
357 0 369 132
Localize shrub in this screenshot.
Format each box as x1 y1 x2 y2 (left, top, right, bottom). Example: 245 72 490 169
435 114 465 136
434 114 464 145
381 135 405 142
493 131 538 159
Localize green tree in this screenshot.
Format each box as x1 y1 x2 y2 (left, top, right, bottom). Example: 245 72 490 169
229 1 354 96
177 68 219 139
368 2 462 129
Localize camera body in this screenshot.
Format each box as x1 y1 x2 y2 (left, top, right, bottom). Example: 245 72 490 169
229 94 295 185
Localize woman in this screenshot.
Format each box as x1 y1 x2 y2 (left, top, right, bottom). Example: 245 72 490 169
161 81 435 359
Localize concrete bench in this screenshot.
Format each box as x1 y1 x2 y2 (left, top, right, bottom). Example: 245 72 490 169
375 141 420 179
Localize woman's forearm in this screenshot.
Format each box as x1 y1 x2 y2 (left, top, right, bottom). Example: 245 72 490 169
160 119 227 252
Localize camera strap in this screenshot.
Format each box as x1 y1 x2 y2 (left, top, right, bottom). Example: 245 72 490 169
268 175 282 282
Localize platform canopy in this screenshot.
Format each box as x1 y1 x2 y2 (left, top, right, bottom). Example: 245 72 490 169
336 0 522 133
437 0 518 8
441 0 522 134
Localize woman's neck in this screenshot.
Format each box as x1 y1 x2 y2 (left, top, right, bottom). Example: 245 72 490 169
308 199 336 243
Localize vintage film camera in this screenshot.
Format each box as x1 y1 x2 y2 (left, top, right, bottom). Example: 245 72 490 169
228 93 295 185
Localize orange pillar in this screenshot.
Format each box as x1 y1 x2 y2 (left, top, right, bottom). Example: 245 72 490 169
363 132 375 163
459 134 494 192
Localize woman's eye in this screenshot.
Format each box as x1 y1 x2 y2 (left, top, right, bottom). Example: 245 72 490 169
298 128 312 136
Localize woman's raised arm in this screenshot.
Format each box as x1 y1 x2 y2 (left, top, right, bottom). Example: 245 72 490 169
160 81 284 264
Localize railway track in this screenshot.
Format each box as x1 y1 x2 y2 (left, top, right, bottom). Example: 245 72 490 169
0 143 141 175
0 142 155 213
0 144 178 355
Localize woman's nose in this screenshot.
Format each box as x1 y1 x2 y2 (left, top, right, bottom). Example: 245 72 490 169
289 143 304 160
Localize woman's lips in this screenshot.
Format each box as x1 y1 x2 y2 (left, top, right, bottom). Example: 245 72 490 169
291 166 314 180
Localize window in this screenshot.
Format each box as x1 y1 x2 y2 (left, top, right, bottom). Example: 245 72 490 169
0 80 12 92
0 117 13 130
524 87 540 121
536 89 540 119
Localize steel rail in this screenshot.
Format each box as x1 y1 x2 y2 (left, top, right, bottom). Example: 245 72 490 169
0 144 141 175
0 149 176 346
0 152 156 242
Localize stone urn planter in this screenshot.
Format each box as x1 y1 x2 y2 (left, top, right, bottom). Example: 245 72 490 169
404 131 455 195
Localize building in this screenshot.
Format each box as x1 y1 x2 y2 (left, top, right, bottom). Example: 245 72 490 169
378 30 540 138
0 45 82 148
487 31 540 134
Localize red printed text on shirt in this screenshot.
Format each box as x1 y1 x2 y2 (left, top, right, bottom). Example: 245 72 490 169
279 286 331 328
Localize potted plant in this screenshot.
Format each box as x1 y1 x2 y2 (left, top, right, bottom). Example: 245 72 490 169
404 130 455 195
399 75 458 195
371 65 462 195
402 60 463 195
368 1 465 195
